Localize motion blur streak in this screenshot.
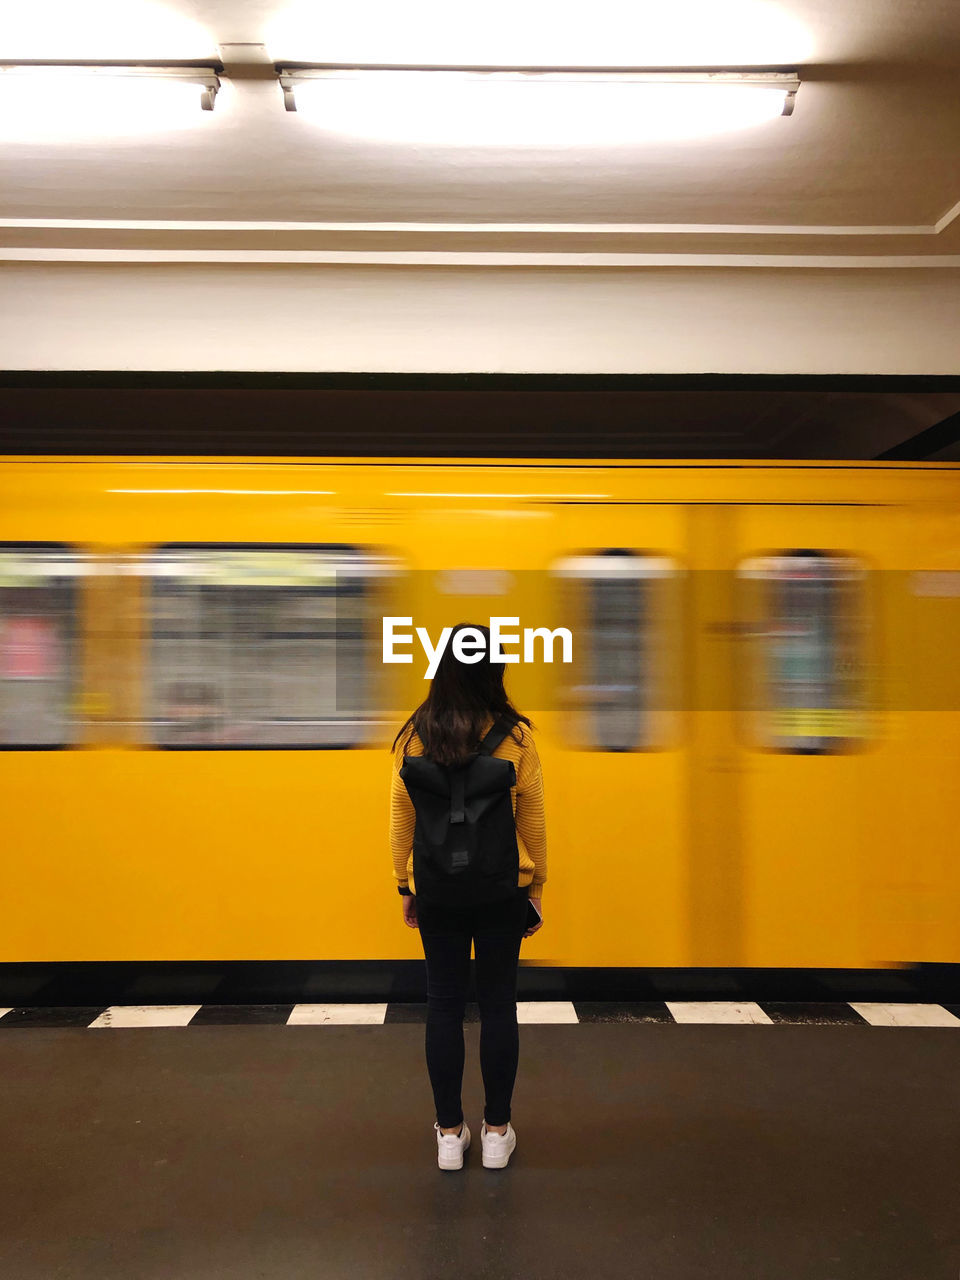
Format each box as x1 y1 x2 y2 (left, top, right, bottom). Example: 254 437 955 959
1 456 958 971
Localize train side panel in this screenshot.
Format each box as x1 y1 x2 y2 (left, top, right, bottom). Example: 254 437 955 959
0 459 957 967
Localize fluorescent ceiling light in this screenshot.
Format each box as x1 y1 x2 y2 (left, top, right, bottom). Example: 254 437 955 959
0 63 222 141
277 67 800 145
265 0 813 68
0 0 213 61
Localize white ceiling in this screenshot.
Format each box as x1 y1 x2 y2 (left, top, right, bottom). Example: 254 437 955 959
1 0 959 261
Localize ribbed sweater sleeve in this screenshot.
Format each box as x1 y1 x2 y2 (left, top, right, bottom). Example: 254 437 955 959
390 735 416 892
515 730 547 898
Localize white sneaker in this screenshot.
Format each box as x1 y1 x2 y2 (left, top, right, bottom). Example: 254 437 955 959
434 1120 471 1170
480 1120 517 1169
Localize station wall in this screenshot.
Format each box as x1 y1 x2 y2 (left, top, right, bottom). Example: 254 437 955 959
1 261 958 374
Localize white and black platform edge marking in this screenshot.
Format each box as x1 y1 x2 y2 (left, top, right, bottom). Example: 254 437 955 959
191 1004 293 1026
288 1003 389 1025
573 1001 674 1023
666 1001 773 1024
1 1001 959 1028
0 1005 108 1028
88 1005 203 1028
848 1002 960 1028
759 1002 869 1025
518 1000 579 1023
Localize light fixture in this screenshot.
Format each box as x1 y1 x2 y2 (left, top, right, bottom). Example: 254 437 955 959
0 61 222 140
264 0 814 70
275 65 800 145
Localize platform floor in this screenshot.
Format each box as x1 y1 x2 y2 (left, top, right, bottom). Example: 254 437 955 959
0 1020 957 1279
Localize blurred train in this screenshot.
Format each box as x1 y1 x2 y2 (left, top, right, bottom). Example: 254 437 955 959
1 455 958 971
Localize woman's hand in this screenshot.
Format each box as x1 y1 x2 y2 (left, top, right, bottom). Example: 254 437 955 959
523 897 544 938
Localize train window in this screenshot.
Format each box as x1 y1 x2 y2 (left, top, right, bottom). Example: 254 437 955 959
738 549 870 753
552 549 679 751
0 544 83 748
144 545 392 748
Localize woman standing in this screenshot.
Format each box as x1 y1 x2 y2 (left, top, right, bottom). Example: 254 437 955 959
390 623 547 1171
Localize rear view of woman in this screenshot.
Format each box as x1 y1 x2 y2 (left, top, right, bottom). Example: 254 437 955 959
390 623 547 1171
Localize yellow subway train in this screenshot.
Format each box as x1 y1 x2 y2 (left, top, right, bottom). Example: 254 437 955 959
1 456 958 971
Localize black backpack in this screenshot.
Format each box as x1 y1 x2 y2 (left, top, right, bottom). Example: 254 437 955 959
399 719 521 907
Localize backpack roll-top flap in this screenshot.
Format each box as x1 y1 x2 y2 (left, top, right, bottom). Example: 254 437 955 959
460 760 516 828
399 752 515 798
399 755 450 798
462 754 516 800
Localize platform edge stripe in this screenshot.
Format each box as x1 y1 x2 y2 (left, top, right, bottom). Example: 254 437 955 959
287 1003 388 1025
847 1002 960 1027
759 1002 870 1024
572 1001 673 1022
87 1004 204 1027
517 1000 579 1023
756 1003 822 1024
665 1001 774 1024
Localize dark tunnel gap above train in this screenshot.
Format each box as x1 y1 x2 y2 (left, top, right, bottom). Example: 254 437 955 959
2 375 960 460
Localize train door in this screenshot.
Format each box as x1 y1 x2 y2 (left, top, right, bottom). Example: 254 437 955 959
392 499 558 711
547 503 689 968
723 502 894 968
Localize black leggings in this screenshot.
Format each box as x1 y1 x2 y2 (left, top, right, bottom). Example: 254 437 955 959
416 887 529 1129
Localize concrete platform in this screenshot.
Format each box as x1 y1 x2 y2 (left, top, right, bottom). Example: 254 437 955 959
0 1024 957 1279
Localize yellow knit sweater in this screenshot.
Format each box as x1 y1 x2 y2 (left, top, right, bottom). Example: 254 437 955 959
390 717 547 899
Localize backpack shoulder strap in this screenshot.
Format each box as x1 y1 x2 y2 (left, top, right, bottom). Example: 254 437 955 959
477 718 517 757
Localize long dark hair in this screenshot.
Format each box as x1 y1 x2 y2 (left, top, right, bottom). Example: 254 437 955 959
392 622 532 766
